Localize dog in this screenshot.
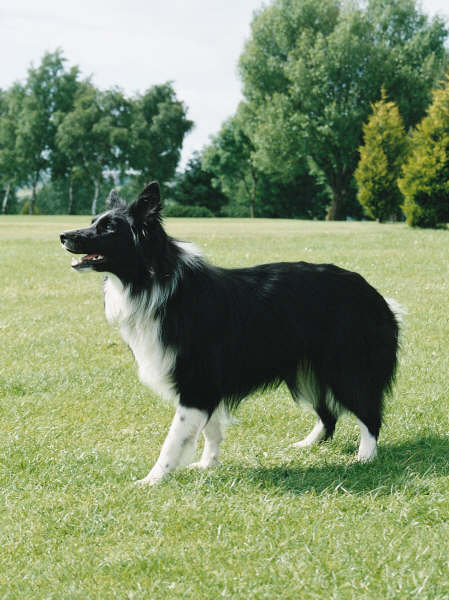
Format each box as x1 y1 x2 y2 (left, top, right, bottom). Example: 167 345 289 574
60 182 400 485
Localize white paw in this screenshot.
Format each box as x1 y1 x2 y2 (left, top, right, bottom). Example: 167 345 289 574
134 477 151 487
356 448 377 463
292 438 315 448
134 475 160 487
188 460 215 470
134 465 166 486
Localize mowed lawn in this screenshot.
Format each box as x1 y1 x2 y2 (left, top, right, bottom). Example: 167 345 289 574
0 215 448 599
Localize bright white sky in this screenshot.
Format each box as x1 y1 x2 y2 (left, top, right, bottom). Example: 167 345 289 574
0 0 448 168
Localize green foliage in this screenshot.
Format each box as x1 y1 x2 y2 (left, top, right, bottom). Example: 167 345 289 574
128 83 193 187
202 107 259 217
54 79 192 215
355 90 409 222
163 203 214 218
19 199 40 214
238 0 448 220
202 106 329 219
0 51 193 215
219 199 250 218
16 50 81 212
0 185 18 214
56 82 131 214
35 180 68 214
399 76 449 228
170 152 227 214
34 176 116 215
0 84 25 209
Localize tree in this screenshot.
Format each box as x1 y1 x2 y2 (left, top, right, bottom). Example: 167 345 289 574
57 81 191 215
239 0 448 219
355 89 408 222
0 84 24 213
399 76 449 227
0 52 194 215
56 82 131 214
202 108 259 217
203 103 329 218
16 50 80 213
128 83 193 189
170 152 227 214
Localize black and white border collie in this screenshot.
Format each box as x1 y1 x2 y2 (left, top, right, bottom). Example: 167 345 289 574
60 182 401 485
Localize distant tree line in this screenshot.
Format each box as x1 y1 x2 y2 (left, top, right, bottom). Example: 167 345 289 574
1 0 449 227
0 49 193 215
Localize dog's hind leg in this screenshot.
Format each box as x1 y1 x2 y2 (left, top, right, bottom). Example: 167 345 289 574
189 405 229 470
355 398 382 462
287 373 337 448
292 404 337 448
356 419 378 462
135 405 208 486
292 417 326 448
340 385 382 462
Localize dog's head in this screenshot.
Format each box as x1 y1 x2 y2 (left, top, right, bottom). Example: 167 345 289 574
60 182 165 281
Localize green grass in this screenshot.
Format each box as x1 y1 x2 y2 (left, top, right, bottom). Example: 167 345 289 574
1 215 448 599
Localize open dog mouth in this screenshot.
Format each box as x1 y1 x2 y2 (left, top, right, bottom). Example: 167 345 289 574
60 232 107 270
70 253 106 269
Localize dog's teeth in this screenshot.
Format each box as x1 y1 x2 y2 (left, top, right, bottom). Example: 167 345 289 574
70 254 103 266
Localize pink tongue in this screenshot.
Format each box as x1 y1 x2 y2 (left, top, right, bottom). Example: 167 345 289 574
83 254 99 261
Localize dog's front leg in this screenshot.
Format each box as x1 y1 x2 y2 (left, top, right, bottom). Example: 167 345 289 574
136 405 208 486
189 405 228 470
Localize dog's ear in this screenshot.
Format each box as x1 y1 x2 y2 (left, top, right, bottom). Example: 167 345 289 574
106 189 125 210
129 182 162 225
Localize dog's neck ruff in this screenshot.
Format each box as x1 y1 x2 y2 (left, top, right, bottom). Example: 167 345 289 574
102 240 202 403
104 274 178 402
104 239 202 323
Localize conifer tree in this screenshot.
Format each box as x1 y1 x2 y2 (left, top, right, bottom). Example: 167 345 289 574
399 77 449 228
355 89 408 222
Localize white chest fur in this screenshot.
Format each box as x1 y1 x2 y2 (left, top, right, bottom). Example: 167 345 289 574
103 276 177 402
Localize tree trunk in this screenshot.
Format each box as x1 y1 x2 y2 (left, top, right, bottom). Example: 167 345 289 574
91 179 99 215
2 183 11 215
29 180 37 215
326 188 345 221
249 196 255 219
248 165 257 218
67 175 74 215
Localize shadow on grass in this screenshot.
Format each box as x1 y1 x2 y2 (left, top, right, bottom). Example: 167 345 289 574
230 435 449 496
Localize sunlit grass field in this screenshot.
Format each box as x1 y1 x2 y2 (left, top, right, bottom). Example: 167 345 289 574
1 215 448 599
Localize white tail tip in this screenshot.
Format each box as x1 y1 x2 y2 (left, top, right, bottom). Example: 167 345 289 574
386 298 406 324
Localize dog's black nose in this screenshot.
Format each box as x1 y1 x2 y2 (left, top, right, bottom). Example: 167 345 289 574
60 232 67 243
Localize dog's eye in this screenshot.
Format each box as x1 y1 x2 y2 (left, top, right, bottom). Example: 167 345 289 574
97 220 115 234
